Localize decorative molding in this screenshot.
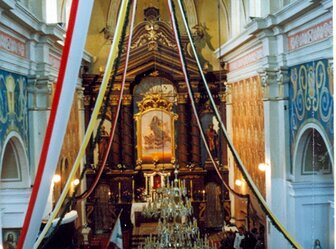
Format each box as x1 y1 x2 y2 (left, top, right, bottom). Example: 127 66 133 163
228 47 263 72
288 18 332 52
0 30 25 57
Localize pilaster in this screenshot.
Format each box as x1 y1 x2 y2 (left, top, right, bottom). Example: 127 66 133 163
259 67 290 249
27 75 53 179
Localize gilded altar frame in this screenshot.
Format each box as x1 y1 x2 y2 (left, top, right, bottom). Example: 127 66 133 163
134 94 177 170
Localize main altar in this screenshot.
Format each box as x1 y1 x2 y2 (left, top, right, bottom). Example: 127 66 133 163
83 7 229 248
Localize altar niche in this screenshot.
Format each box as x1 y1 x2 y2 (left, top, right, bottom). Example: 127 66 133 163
134 94 178 170
143 171 171 199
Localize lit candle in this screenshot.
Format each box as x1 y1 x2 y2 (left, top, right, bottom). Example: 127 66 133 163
118 182 121 203
132 179 135 202
202 189 206 201
190 180 193 200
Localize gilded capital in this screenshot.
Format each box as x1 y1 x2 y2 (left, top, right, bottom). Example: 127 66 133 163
110 95 119 106
122 94 132 106
177 93 188 104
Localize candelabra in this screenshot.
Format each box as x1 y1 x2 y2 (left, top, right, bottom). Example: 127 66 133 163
140 168 217 249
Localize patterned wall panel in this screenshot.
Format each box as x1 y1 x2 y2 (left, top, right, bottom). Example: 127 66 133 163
0 70 28 155
230 76 265 197
289 59 334 172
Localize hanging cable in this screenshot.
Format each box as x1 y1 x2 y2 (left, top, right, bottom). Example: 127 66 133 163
167 0 246 200
175 0 302 248
32 1 131 248
76 0 137 201
39 3 135 244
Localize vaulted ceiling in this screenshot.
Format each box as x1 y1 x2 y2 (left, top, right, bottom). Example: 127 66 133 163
85 0 230 74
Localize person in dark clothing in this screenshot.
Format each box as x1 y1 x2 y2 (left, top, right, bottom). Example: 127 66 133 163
241 231 257 249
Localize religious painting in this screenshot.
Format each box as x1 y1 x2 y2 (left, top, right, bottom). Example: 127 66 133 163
2 228 20 249
135 94 177 169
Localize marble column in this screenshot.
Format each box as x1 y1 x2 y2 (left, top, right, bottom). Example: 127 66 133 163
191 93 201 167
121 94 134 168
177 93 189 168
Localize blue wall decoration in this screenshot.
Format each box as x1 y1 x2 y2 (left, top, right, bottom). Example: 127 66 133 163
289 59 333 172
0 70 28 157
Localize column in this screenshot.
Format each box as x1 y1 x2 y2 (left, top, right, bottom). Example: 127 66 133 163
110 96 121 167
191 93 201 166
121 94 134 168
219 92 227 166
177 93 188 168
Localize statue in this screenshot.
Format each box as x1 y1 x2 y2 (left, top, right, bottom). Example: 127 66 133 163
206 123 219 158
98 125 109 161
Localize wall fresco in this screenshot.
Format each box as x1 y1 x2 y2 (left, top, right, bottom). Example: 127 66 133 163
0 70 28 156
230 75 265 196
289 59 334 172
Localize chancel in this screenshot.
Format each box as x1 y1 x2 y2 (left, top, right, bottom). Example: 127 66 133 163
0 0 333 249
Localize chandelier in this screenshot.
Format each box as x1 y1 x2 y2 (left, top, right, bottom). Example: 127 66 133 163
140 168 217 249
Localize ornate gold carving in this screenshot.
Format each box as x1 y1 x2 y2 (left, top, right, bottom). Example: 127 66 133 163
122 94 132 106
137 94 173 112
131 21 177 51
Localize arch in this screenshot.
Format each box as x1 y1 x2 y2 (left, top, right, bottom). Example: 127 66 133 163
293 121 333 181
0 132 30 188
220 0 231 37
183 1 198 28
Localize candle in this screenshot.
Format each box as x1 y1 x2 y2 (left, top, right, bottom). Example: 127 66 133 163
118 182 121 203
132 179 135 202
190 179 193 200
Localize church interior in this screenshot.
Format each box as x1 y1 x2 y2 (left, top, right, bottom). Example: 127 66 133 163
0 0 333 248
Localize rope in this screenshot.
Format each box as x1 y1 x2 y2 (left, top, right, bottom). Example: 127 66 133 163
32 1 130 247
167 0 246 200
76 0 137 201
176 0 302 248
